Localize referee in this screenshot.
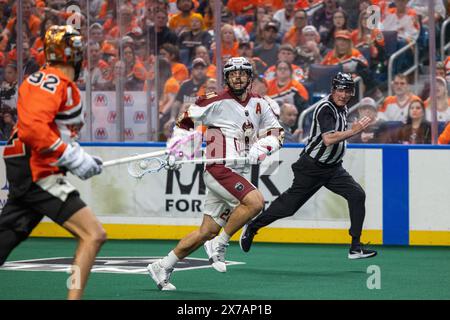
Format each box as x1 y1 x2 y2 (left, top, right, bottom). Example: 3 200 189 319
240 73 377 259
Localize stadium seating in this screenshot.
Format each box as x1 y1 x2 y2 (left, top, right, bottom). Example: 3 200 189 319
307 64 343 102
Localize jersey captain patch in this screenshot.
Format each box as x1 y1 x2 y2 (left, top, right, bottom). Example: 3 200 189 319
256 103 261 115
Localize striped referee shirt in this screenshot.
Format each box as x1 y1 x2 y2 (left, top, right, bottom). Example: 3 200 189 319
302 95 348 165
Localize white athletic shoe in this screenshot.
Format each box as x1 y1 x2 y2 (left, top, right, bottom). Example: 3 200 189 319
204 238 228 273
147 260 176 291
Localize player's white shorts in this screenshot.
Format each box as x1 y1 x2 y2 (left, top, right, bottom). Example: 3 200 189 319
203 164 256 227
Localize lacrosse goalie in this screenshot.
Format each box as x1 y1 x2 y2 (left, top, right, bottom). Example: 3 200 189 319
147 57 284 291
0 25 105 300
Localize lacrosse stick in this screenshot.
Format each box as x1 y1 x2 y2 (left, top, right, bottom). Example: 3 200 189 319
128 156 249 179
103 149 168 167
102 129 203 168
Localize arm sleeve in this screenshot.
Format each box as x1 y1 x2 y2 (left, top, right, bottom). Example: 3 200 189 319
317 106 337 134
17 76 67 157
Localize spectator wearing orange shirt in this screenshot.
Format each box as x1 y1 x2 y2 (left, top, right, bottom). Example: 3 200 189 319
267 60 309 118
378 74 421 123
212 24 239 65
382 0 420 43
220 8 250 44
122 42 147 90
273 0 298 36
157 57 180 123
169 0 204 36
438 122 450 144
283 9 308 48
7 40 40 78
227 0 258 26
31 14 61 66
33 14 60 52
322 30 374 92
5 0 41 38
97 0 118 22
160 43 189 84
258 0 284 12
107 5 140 39
295 0 323 10
0 51 5 68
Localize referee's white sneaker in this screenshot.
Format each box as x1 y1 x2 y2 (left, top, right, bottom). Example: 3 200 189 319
147 260 176 291
348 243 377 259
204 238 228 273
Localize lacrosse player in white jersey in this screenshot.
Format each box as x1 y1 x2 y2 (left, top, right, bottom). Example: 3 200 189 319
147 57 284 290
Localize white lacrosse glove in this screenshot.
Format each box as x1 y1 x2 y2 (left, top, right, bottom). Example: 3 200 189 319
167 127 203 160
52 142 103 180
248 144 268 164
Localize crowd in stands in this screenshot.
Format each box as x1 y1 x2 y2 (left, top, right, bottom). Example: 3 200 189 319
1 0 450 144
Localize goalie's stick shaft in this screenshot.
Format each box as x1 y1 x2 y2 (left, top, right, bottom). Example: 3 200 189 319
103 150 167 167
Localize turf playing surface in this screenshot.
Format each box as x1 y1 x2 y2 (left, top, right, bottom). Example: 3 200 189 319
0 238 449 300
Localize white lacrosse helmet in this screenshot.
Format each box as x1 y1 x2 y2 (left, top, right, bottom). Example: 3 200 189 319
223 57 254 95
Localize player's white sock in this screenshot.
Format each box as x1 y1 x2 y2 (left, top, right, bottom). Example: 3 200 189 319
160 250 179 269
217 231 231 245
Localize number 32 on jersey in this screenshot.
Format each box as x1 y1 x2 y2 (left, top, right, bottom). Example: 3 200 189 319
27 71 60 93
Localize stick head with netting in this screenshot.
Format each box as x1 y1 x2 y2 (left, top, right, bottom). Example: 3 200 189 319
124 130 204 179
127 157 167 179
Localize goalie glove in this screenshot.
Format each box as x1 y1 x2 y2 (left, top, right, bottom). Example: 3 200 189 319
52 142 103 180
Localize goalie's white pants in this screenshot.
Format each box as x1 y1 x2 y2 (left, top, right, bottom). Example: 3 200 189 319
203 164 256 227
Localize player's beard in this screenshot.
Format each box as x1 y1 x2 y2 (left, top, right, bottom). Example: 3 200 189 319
229 79 250 97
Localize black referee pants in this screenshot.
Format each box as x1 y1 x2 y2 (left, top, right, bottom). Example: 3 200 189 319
250 154 366 238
